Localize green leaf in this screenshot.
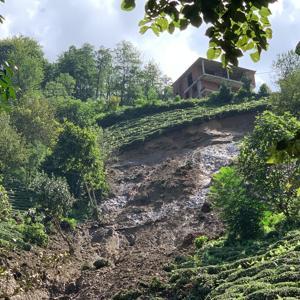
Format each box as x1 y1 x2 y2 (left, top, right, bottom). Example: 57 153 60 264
121 0 135 11
168 23 175 34
139 26 149 34
259 7 271 17
207 48 221 60
250 51 260 62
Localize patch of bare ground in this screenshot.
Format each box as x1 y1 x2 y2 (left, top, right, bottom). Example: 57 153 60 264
1 112 256 300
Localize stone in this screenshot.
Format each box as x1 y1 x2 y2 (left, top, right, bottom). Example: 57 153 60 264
93 258 110 269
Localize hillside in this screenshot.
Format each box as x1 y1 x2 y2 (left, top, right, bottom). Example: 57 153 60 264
103 99 267 152
118 229 300 299
1 98 299 300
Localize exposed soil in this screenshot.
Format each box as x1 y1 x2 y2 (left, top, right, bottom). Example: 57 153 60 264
0 112 257 300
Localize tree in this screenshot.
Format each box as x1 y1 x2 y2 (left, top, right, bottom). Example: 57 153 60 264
121 0 274 67
258 83 271 98
57 44 97 100
0 36 45 94
0 182 11 221
142 61 162 101
95 47 113 100
30 172 75 252
271 69 300 117
43 122 107 221
10 91 59 147
238 111 300 220
273 50 300 80
209 166 263 240
0 112 29 179
113 41 142 105
56 73 76 96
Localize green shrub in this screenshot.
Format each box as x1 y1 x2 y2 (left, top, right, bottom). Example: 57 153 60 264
21 222 48 247
209 167 263 240
238 111 300 220
29 172 75 218
194 236 208 249
0 184 11 221
60 217 77 231
261 211 285 233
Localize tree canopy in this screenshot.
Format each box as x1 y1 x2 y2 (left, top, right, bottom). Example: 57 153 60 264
121 0 276 67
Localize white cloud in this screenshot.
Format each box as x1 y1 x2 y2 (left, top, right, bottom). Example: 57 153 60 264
0 0 298 89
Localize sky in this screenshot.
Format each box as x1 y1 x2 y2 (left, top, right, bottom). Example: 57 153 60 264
0 0 299 90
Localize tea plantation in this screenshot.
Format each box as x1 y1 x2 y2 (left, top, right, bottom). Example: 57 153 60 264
104 99 268 152
115 230 300 299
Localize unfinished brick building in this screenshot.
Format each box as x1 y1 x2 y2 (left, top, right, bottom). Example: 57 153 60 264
173 57 256 99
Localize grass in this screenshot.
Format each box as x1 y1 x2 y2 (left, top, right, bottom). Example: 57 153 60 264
104 99 268 152
138 229 300 300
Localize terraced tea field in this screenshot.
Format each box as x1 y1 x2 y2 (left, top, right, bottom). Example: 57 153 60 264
104 99 268 152
115 230 300 299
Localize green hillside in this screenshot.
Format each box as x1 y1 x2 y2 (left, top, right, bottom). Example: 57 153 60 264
104 99 268 152
115 230 300 300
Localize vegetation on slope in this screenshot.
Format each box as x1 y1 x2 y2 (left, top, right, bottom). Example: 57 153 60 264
104 99 267 152
127 229 299 300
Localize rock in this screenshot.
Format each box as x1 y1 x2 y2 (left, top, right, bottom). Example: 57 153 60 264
81 262 93 271
201 202 212 213
91 228 113 244
93 258 110 269
65 282 79 294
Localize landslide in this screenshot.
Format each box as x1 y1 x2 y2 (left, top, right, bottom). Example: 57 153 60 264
1 109 260 300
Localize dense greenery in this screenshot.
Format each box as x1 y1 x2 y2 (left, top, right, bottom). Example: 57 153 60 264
104 99 267 152
132 229 300 299
210 167 263 240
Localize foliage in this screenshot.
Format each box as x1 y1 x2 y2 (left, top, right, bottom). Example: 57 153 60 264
56 43 97 100
0 36 45 94
233 76 255 102
0 62 16 110
43 121 107 198
113 41 143 105
20 222 48 247
271 69 300 117
29 172 75 219
209 81 234 104
258 83 271 98
273 50 300 80
105 99 267 152
51 96 102 127
122 0 274 67
238 111 300 219
60 217 77 231
261 211 285 234
98 97 207 127
194 236 208 250
10 91 59 147
210 167 263 240
140 230 300 299
0 183 11 221
0 112 30 179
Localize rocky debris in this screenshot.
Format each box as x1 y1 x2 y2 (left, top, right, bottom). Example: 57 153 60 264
1 112 256 300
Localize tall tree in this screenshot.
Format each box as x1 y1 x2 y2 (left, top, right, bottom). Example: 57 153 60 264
0 36 45 94
95 47 113 100
273 50 300 80
142 61 162 100
113 41 142 105
57 44 97 101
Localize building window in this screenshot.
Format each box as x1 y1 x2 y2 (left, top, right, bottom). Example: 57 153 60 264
187 73 193 86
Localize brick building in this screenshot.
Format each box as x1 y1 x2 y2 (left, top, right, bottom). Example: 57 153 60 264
173 57 256 99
